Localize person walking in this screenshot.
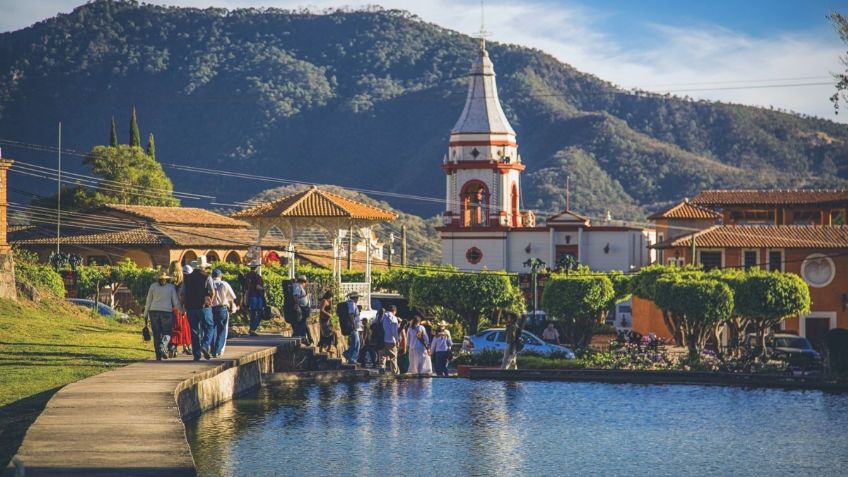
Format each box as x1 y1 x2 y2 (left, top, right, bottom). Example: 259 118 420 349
358 318 376 367
169 263 192 357
210 269 237 358
430 324 453 377
243 261 265 336
406 317 431 375
382 305 401 374
182 261 216 361
341 292 362 365
317 291 337 354
542 322 560 345
501 312 527 370
144 271 182 361
292 276 314 345
398 319 409 374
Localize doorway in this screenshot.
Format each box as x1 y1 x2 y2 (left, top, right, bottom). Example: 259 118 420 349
805 317 831 351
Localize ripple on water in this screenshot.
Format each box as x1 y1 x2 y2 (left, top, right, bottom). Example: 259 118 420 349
185 379 848 477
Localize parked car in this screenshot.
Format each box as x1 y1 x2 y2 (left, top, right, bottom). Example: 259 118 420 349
66 298 128 320
746 333 821 364
462 328 575 359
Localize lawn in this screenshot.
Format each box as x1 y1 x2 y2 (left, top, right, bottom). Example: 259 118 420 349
0 297 151 468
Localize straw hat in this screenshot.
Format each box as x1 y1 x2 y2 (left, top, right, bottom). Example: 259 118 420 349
158 271 170 280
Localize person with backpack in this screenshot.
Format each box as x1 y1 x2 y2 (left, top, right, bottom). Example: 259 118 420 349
430 323 453 377
317 291 337 354
243 261 265 337
182 260 216 361
292 276 314 346
501 312 527 370
339 292 362 365
382 305 400 374
368 308 386 369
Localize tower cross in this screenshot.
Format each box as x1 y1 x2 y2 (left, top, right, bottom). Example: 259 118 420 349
476 0 491 50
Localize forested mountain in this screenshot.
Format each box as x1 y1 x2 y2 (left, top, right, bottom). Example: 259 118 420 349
1 0 846 222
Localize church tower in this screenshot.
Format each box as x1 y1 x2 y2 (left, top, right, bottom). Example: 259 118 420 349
441 40 526 229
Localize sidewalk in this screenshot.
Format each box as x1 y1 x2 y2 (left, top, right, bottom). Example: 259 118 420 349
5 335 289 477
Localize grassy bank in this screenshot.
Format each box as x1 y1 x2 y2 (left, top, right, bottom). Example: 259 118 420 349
0 298 151 468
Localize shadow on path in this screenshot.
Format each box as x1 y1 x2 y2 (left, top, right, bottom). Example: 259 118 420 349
0 388 61 471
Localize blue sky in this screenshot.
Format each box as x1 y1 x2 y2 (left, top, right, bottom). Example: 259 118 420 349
2 0 847 122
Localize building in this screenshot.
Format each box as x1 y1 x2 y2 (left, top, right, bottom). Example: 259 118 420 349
437 40 654 273
10 204 285 268
637 189 848 349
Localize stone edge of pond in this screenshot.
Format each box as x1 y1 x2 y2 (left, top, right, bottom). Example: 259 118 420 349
467 368 848 392
3 336 299 477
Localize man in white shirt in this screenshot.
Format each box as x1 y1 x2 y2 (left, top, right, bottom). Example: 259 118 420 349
382 305 400 374
144 272 182 361
292 276 314 345
210 269 237 358
342 292 362 365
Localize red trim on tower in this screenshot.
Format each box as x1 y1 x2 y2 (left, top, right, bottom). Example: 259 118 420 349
442 162 526 174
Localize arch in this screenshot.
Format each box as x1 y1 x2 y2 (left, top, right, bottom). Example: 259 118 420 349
510 182 519 227
225 251 241 264
460 180 490 227
205 250 220 264
181 250 198 266
123 249 153 268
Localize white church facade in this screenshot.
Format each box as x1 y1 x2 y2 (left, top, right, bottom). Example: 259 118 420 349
438 42 655 273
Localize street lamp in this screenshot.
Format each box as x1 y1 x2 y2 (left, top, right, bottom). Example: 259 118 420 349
523 257 546 318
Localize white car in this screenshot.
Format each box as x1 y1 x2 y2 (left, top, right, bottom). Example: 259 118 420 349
462 328 575 359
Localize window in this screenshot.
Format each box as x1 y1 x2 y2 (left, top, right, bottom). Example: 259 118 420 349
768 250 783 272
801 253 836 288
86 255 109 266
831 209 846 225
743 250 758 270
494 331 506 343
485 332 498 342
521 332 542 346
728 209 774 225
790 210 819 225
699 251 723 271
460 181 490 227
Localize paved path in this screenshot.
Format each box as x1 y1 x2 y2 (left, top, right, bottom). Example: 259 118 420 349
5 335 289 477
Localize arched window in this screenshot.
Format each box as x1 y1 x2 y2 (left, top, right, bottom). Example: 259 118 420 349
510 182 519 227
225 251 241 264
461 180 490 227
181 250 198 266
206 251 220 264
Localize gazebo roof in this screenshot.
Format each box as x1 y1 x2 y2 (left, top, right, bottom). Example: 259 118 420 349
232 186 397 222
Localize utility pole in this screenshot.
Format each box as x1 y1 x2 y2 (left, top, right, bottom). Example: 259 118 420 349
347 225 353 270
401 225 407 267
56 122 61 254
565 175 571 211
388 232 394 268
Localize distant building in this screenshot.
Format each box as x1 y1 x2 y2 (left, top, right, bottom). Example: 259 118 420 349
10 204 285 268
437 41 654 273
636 189 848 349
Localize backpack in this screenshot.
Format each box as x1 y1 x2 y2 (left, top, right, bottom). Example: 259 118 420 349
337 301 352 336
370 314 385 348
282 280 301 324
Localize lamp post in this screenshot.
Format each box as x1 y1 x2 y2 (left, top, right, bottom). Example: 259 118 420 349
523 257 546 316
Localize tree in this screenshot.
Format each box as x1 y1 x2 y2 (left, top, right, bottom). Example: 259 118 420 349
542 274 614 348
83 145 179 206
129 107 141 147
734 272 810 358
828 12 848 113
110 116 118 147
655 278 734 361
147 133 156 159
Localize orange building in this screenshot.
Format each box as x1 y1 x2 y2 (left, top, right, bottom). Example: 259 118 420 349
634 190 848 349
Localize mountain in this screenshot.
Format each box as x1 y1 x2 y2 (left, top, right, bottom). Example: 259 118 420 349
1 0 847 223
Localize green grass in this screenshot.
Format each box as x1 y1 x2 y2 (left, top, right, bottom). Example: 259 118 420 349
0 297 151 468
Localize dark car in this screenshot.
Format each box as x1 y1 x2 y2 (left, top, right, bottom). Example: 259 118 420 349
748 333 821 368
66 298 128 320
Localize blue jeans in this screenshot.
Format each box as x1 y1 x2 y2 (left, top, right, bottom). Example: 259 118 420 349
432 351 450 376
211 306 229 356
187 308 214 360
345 331 361 364
248 295 265 332
148 311 173 359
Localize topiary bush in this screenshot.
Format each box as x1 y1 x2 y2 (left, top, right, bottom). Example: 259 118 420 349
15 262 66 298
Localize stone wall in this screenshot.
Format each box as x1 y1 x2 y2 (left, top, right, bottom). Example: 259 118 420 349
0 251 16 300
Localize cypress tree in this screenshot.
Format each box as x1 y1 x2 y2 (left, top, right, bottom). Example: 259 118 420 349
109 116 118 147
147 133 156 159
129 107 141 147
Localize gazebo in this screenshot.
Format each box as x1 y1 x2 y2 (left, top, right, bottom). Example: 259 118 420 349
232 186 397 308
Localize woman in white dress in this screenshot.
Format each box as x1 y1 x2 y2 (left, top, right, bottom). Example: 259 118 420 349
406 317 432 375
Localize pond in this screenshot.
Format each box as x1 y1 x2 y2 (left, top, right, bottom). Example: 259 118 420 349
186 379 848 477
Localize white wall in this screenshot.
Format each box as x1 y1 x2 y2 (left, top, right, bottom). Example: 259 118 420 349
582 230 653 272
506 230 550 272
442 236 507 271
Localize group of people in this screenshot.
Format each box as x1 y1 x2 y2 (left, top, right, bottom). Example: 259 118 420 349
143 259 238 362
332 292 454 376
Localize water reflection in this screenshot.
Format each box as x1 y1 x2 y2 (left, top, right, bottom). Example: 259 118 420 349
188 379 848 477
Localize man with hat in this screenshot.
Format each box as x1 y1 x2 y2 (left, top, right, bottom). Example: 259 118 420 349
342 292 362 365
182 258 216 360
243 260 265 336
144 271 182 361
292 275 314 345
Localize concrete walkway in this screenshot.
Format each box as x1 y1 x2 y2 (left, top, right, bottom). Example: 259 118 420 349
5 335 290 477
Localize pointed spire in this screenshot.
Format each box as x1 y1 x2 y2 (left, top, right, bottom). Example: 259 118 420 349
109 116 118 147
146 133 156 159
129 107 141 148
450 36 515 136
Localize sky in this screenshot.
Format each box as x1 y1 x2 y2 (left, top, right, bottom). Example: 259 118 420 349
2 0 847 123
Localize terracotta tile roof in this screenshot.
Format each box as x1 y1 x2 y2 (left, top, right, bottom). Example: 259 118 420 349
691 189 848 207
101 204 248 227
653 225 848 249
232 186 397 221
647 200 721 220
296 249 389 272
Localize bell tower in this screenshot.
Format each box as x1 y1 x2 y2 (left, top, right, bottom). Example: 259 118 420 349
441 39 526 229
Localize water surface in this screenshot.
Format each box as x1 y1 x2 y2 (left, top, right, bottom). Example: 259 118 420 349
186 379 848 476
